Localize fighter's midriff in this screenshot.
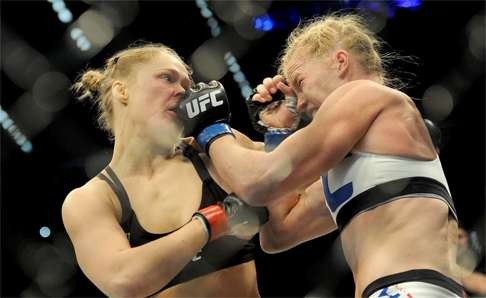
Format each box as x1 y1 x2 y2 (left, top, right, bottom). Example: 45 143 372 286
340 196 457 296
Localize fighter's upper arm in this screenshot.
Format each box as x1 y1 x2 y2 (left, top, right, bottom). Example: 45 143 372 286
267 81 390 191
209 81 393 205
62 185 130 293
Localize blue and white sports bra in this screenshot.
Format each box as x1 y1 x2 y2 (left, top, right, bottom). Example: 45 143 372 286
322 151 457 230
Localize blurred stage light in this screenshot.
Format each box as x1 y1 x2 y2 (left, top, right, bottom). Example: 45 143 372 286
393 0 422 9
234 16 265 40
251 8 302 32
422 84 455 122
94 1 139 29
253 14 275 32
224 52 252 99
9 92 54 139
356 1 389 32
195 0 221 37
467 13 485 62
35 257 76 297
70 27 91 52
212 1 246 24
49 2 130 59
343 0 421 19
17 237 77 297
77 9 115 49
0 105 33 153
191 39 228 81
48 0 73 23
66 8 115 59
2 33 52 90
39 226 51 238
193 0 253 99
237 0 272 17
33 72 71 112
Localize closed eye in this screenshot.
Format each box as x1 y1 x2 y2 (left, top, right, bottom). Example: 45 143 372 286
291 77 303 92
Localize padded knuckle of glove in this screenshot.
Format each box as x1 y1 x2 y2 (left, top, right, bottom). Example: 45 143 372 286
246 89 287 133
176 80 231 137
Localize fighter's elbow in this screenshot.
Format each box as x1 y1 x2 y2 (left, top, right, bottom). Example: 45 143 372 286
104 276 141 297
230 180 265 206
234 173 281 206
259 224 295 254
260 236 288 254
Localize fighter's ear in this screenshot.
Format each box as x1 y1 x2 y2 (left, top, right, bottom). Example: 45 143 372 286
335 50 349 77
112 80 129 105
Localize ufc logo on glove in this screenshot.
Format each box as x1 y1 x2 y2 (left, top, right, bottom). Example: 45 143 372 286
176 80 232 140
185 90 223 118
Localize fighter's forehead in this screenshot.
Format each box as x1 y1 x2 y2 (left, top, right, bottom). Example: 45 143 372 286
285 53 307 86
150 52 190 75
285 49 309 78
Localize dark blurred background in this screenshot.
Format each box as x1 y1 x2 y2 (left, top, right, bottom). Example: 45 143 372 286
1 1 485 297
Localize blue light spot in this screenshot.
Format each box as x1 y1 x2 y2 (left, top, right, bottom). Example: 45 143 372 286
253 14 274 32
394 0 421 8
262 19 274 31
254 18 263 30
40 226 51 238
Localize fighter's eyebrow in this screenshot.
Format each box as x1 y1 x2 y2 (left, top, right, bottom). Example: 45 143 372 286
159 68 192 89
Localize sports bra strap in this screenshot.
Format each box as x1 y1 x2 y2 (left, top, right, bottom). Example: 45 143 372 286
97 166 132 229
181 143 227 204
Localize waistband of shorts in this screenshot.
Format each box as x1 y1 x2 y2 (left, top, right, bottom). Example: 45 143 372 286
362 269 465 298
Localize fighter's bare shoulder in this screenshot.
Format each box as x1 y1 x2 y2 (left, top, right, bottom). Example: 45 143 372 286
328 80 407 108
62 178 117 223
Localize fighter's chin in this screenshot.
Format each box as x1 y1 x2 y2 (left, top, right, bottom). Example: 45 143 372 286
154 123 183 153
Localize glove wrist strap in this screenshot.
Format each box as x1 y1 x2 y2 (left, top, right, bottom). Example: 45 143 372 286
197 123 234 154
264 129 293 152
192 214 210 244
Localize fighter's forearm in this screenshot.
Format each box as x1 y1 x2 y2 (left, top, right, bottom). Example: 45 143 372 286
209 136 288 205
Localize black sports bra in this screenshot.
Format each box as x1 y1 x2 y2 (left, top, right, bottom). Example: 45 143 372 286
97 144 256 293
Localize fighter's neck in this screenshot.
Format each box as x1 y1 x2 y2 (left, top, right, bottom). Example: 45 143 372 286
110 136 180 178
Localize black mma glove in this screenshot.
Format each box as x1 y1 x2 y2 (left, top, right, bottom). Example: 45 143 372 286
246 88 301 151
193 194 269 243
176 81 234 153
245 90 299 134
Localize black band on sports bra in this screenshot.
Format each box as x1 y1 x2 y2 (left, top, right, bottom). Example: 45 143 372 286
337 177 457 231
182 143 227 204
